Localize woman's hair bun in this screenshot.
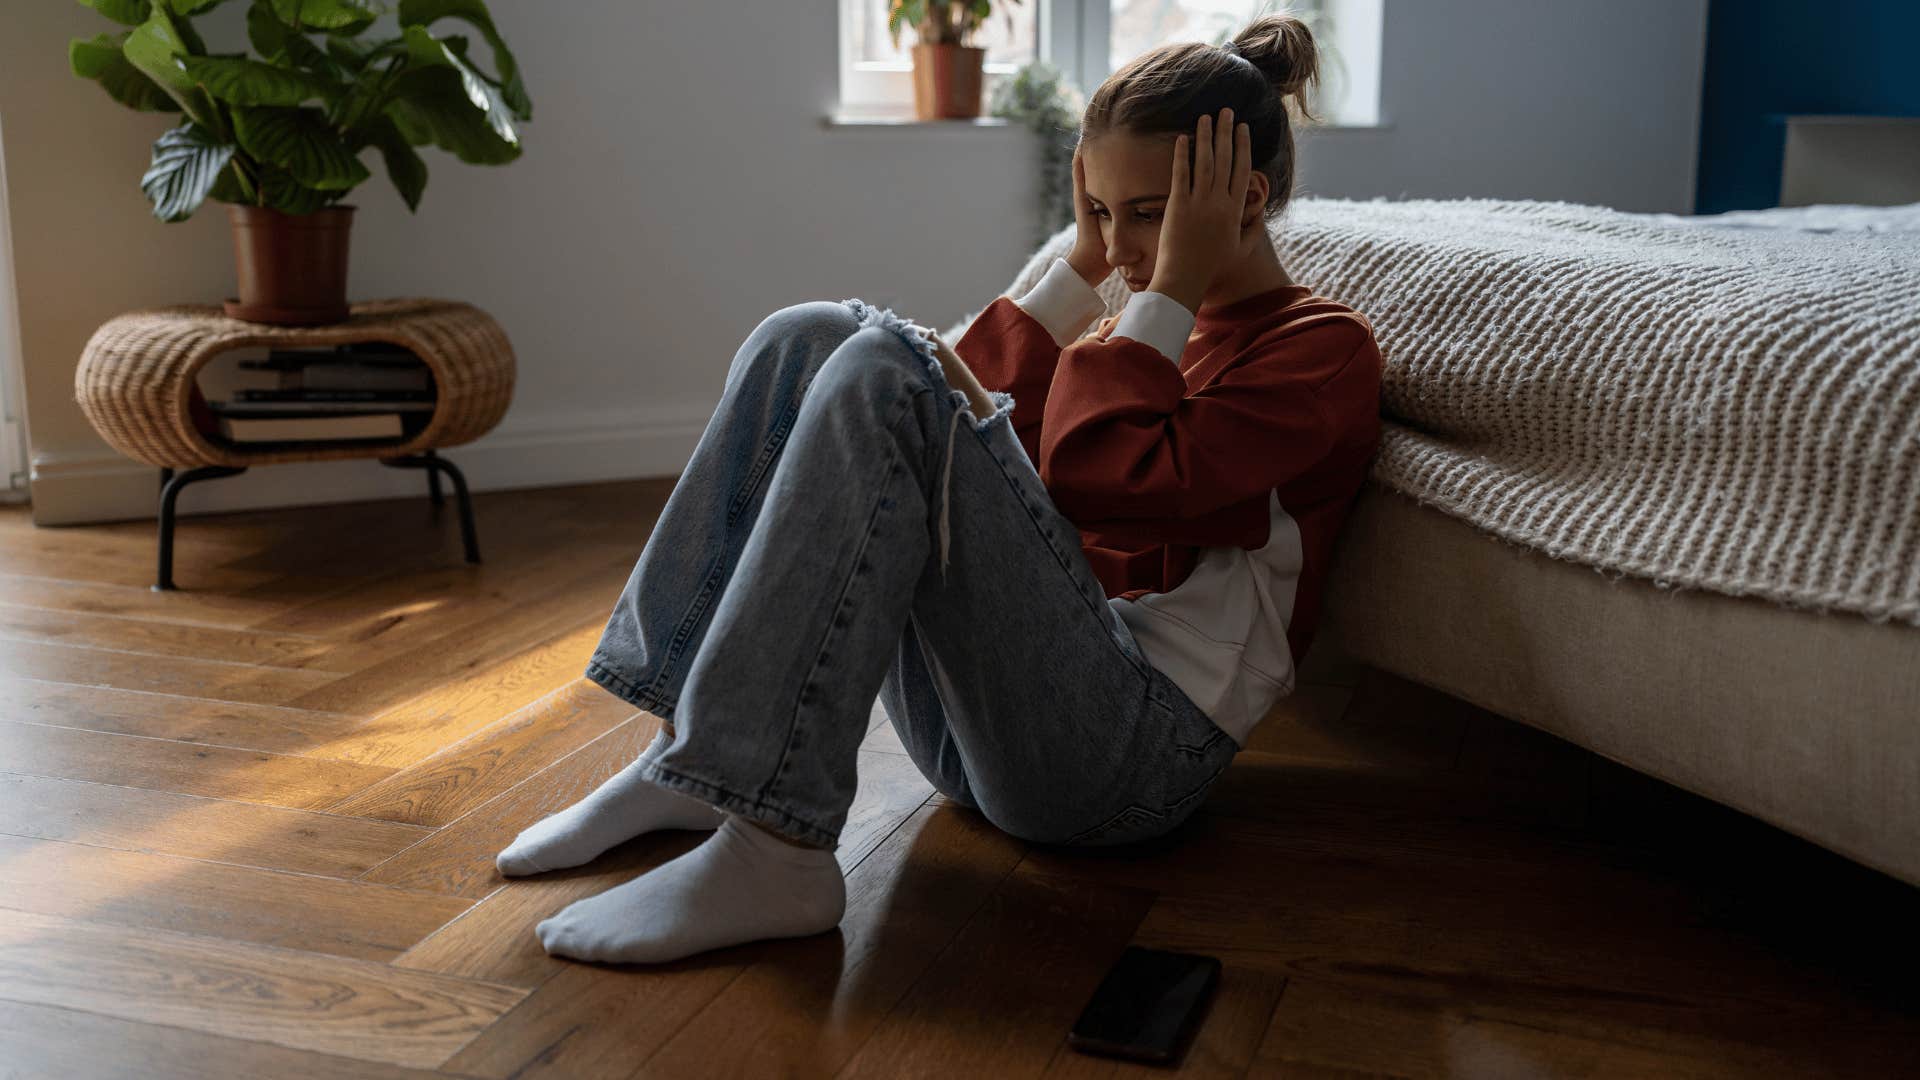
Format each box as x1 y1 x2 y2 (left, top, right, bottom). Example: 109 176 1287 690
1228 13 1320 118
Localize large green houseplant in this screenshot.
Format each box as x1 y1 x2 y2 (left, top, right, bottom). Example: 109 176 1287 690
69 0 531 324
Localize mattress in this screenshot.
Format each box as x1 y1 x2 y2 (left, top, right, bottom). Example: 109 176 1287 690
1321 481 1920 888
1274 196 1920 626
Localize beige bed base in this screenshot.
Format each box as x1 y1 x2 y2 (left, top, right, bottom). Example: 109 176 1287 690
1319 482 1920 888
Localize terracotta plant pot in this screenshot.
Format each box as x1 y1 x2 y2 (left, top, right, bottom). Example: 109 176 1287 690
911 43 986 120
224 204 356 326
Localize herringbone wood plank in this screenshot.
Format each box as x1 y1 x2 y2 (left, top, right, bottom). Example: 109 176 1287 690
0 481 1912 1079
0 719 398 808
0 909 524 1069
0 1000 457 1080
0 833 472 961
324 680 641 826
0 675 376 757
0 600 339 669
0 771 434 876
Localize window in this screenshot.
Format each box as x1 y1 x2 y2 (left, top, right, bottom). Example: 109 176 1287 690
836 0 1041 119
836 0 1381 126
1109 0 1380 125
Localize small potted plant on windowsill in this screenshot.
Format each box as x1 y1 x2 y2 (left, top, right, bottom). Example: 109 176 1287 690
887 0 1021 121
69 0 532 327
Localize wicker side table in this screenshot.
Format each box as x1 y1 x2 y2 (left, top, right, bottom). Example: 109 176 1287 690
75 297 516 589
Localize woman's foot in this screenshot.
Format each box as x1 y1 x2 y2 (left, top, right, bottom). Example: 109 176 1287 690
495 728 725 876
536 813 845 964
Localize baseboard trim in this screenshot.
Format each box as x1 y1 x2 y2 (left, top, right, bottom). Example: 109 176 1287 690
27 399 714 526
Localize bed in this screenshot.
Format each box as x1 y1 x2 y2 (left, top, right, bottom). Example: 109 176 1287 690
949 196 1920 888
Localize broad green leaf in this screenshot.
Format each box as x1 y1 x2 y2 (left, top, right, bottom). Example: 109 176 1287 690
268 0 377 32
232 104 371 190
75 0 153 27
328 40 413 130
167 2 208 53
335 76 390 132
70 32 180 111
397 0 530 120
332 39 414 132
245 0 289 59
287 38 346 83
257 163 335 214
400 25 517 149
140 121 234 221
364 116 427 211
122 5 198 97
384 65 519 164
246 1 348 81
325 34 370 71
181 55 341 106
209 158 256 203
166 0 233 13
122 3 218 128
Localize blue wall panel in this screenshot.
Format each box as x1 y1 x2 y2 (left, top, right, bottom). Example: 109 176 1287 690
1696 0 1920 214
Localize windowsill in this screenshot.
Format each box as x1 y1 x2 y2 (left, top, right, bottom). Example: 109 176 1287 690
1299 121 1394 134
823 109 1392 132
823 111 1018 129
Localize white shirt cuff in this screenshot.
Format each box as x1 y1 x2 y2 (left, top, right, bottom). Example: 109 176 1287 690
1108 288 1197 363
1013 257 1107 348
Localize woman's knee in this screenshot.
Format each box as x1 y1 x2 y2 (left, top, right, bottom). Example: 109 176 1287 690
809 325 945 410
752 301 861 357
728 301 863 390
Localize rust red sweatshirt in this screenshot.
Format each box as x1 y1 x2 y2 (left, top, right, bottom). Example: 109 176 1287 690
952 256 1383 748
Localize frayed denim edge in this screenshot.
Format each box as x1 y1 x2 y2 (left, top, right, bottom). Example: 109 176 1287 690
837 298 1016 432
839 298 1017 586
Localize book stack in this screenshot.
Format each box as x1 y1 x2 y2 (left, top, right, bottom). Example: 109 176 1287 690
200 343 437 444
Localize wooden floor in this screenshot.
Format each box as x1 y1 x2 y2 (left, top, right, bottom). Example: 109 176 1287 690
0 479 1913 1079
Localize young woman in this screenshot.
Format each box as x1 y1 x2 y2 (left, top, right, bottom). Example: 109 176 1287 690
494 12 1383 966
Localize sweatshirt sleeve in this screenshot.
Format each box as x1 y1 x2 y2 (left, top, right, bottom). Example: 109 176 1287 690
952 257 1107 466
1039 305 1372 525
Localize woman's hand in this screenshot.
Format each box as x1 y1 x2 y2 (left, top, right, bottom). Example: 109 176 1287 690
1149 107 1260 314
1064 144 1111 289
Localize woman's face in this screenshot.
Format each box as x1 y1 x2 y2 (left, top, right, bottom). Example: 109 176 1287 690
1080 132 1178 292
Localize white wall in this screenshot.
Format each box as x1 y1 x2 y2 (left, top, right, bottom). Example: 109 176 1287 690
3 0 1704 526
1300 0 1708 212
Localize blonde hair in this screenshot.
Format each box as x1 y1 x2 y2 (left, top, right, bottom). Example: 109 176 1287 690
1080 12 1322 219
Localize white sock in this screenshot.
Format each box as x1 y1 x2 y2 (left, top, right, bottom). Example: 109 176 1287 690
535 813 845 964
495 729 725 877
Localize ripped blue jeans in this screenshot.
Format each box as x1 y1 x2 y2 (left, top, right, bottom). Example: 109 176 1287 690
582 299 1239 850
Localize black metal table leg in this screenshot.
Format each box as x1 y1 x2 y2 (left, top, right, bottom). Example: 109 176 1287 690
425 448 445 507
155 465 247 591
378 452 480 563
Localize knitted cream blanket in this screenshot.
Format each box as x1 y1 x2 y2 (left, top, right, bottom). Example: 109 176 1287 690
949 197 1920 625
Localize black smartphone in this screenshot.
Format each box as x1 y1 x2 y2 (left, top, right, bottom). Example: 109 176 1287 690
1067 945 1221 1065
